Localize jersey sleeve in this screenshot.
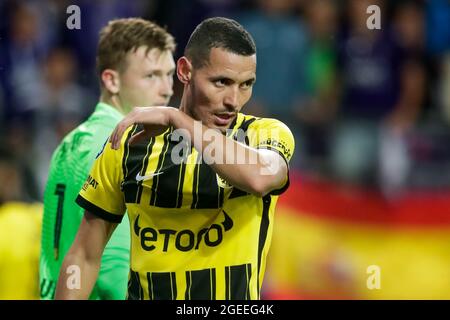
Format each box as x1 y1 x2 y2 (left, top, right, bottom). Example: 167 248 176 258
76 130 130 223
247 117 295 195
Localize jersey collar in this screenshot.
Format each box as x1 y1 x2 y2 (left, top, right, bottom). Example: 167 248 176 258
95 102 124 119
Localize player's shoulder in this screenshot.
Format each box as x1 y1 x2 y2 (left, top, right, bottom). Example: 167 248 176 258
113 124 138 151
52 122 95 161
92 124 137 164
235 113 295 163
64 104 121 143
236 112 292 133
50 115 117 168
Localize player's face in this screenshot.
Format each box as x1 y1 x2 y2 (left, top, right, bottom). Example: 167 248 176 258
120 47 175 113
189 47 256 132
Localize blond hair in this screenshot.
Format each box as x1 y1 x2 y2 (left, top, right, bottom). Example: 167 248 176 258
96 18 176 76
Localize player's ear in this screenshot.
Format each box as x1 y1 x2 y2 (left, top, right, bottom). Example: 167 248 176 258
101 69 121 95
177 56 192 84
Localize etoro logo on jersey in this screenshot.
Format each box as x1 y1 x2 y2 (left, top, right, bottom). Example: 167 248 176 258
134 211 233 252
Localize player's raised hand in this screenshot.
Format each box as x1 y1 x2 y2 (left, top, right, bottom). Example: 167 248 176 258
109 106 174 149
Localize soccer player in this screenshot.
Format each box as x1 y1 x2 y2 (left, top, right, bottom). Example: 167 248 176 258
40 18 176 299
56 17 294 300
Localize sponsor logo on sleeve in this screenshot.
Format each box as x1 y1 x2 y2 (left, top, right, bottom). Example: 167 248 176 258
82 175 99 191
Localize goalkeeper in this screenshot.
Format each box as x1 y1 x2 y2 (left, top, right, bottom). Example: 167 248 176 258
39 18 176 299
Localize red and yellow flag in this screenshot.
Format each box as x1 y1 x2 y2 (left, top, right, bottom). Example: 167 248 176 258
265 172 450 299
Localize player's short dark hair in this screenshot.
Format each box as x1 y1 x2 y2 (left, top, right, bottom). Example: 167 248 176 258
184 17 256 68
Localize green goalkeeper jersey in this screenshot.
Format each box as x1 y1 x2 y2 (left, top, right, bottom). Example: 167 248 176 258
39 102 130 300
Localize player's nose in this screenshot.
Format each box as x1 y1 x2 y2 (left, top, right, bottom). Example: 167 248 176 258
159 75 173 101
223 87 239 110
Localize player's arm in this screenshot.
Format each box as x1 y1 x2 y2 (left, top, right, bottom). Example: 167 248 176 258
55 211 118 300
110 107 288 197
170 110 287 196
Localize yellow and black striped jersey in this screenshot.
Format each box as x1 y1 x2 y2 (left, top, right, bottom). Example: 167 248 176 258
76 112 295 300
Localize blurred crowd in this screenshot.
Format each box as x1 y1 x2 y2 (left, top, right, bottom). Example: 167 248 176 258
0 0 450 205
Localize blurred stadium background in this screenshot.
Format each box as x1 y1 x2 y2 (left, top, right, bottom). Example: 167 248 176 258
0 0 449 299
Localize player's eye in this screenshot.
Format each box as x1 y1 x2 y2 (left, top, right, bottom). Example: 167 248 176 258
240 80 254 89
214 78 229 87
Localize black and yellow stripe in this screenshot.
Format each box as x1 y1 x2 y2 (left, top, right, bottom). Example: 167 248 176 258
185 268 216 300
147 271 177 300
150 128 190 208
127 270 144 300
225 116 258 200
191 162 224 209
122 125 155 203
134 137 156 203
149 128 172 207
225 263 252 300
256 195 271 299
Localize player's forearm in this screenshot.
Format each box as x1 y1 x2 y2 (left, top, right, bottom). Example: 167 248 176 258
210 145 286 196
55 248 101 300
168 108 284 196
54 211 118 299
